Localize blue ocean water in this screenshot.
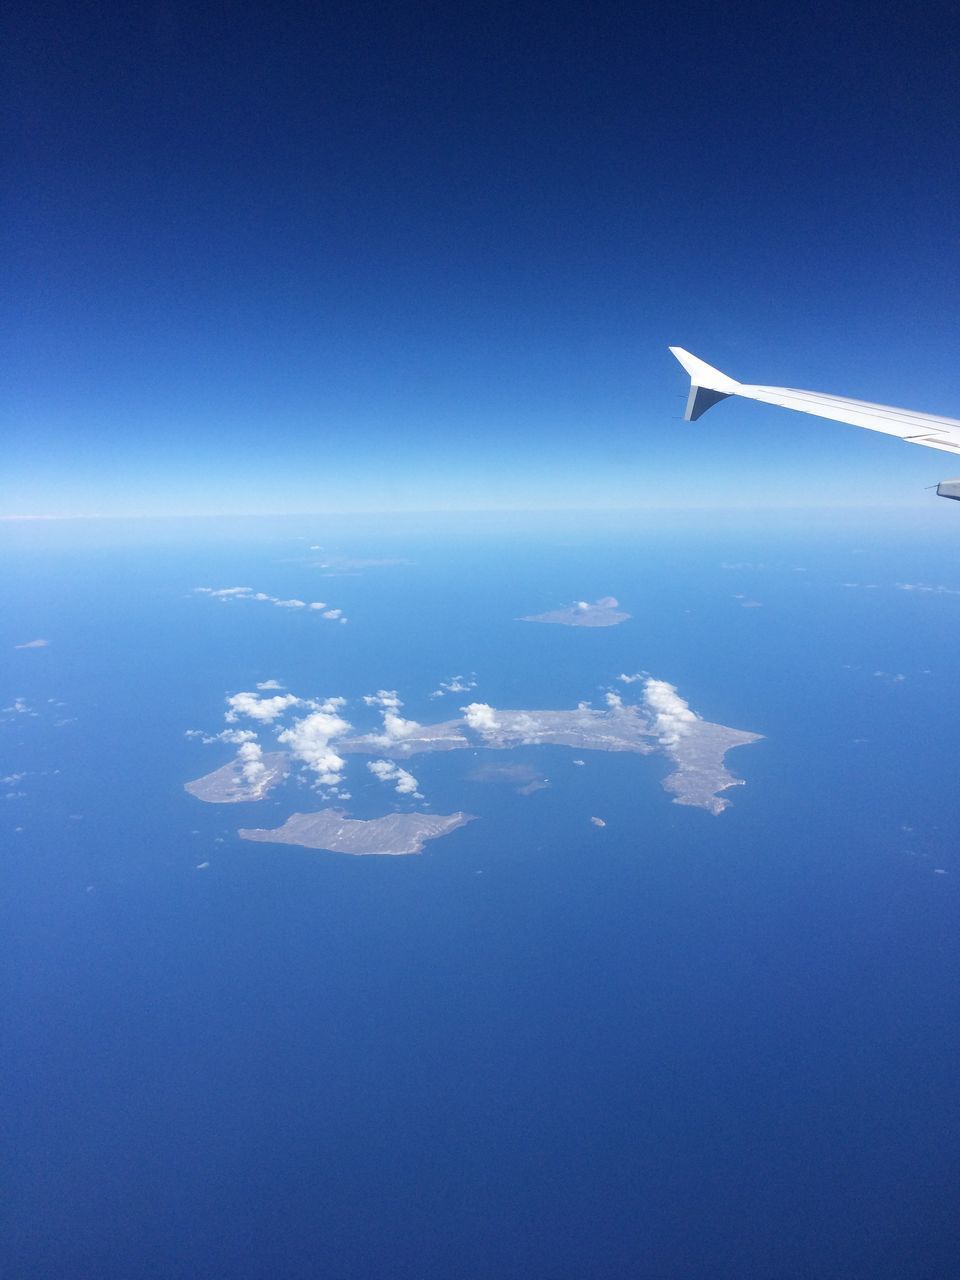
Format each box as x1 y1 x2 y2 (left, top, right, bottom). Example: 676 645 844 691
2 513 959 1279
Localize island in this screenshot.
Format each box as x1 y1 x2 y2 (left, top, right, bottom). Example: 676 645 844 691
340 702 762 813
185 683 763 824
239 808 475 856
519 596 630 627
184 751 288 803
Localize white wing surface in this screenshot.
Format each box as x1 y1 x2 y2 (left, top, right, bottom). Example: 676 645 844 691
669 346 960 500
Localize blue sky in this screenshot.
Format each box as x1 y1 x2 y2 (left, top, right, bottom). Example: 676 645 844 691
4 0 960 517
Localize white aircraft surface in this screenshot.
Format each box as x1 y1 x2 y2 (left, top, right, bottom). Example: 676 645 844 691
669 347 960 500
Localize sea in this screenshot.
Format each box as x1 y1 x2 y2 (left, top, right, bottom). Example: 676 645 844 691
2 509 959 1279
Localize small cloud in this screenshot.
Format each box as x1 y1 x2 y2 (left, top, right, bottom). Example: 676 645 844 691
642 678 698 746
236 740 268 788
363 690 402 710
604 691 623 709
225 691 302 723
218 728 258 744
367 759 422 798
15 638 48 649
363 693 421 744
277 702 351 786
379 711 421 742
256 679 284 690
462 702 500 735
429 675 477 698
196 587 342 618
896 582 960 596
617 672 645 684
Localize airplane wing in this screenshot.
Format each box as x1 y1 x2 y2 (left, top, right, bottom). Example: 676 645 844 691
668 347 960 500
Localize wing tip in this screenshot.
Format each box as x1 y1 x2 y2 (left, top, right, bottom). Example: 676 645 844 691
669 347 741 421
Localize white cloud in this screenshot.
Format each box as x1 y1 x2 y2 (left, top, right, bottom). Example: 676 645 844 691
187 726 259 745
225 691 301 723
617 672 644 684
362 692 421 744
277 703 351 786
15 638 49 649
642 678 699 746
237 740 267 787
363 690 402 710
316 696 348 713
380 711 421 742
429 674 477 698
462 702 499 735
256 679 284 690
604 691 623 709
896 582 960 596
196 587 338 615
367 759 423 798
219 728 258 744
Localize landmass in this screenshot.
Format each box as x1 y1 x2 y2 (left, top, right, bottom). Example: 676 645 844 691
519 596 630 627
185 687 763 823
239 808 474 856
340 702 761 813
659 721 763 815
184 751 288 803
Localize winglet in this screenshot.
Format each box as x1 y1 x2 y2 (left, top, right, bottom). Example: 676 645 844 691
669 347 742 422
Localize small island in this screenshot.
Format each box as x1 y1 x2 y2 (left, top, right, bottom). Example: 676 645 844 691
519 596 630 627
184 752 288 803
239 808 475 856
